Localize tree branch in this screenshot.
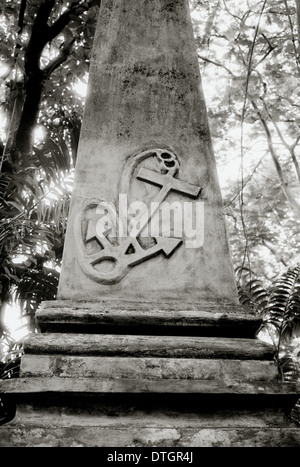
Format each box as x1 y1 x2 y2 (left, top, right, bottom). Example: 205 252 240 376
296 0 300 60
284 0 300 72
43 38 76 76
198 54 239 78
261 239 288 267
290 141 300 184
13 0 27 62
18 0 27 32
252 99 300 215
260 97 300 184
225 152 268 207
25 0 55 75
198 54 300 216
47 0 83 41
14 0 100 158
199 0 220 47
47 0 98 42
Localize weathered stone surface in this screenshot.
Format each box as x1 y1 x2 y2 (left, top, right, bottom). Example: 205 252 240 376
2 424 300 447
23 333 275 360
2 377 294 395
19 355 278 383
1 394 299 446
36 300 261 337
57 0 238 303
1 0 298 448
1 356 290 395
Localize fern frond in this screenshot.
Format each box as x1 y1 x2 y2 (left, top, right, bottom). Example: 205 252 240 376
235 266 269 313
264 265 300 336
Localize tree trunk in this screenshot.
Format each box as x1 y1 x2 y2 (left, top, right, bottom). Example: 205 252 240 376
3 82 25 163
296 0 300 60
14 72 45 159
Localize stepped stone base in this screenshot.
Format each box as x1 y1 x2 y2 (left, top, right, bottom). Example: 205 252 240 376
1 394 300 447
0 300 300 447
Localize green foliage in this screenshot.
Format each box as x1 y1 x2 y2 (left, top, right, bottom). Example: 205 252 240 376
263 265 300 338
236 266 269 312
191 0 300 282
0 0 98 341
0 328 22 380
0 394 16 425
238 263 300 382
0 328 21 425
0 158 71 328
259 264 300 381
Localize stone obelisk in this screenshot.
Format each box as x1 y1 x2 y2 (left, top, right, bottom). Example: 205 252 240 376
57 0 238 303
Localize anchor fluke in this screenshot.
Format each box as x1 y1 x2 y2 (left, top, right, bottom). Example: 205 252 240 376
127 237 182 267
156 236 182 256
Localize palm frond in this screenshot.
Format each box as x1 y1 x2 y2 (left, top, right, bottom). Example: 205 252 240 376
16 266 59 327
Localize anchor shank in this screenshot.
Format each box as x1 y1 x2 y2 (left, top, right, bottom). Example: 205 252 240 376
128 185 170 239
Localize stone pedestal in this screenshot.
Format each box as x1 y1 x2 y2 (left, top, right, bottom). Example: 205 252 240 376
1 299 300 446
1 0 299 446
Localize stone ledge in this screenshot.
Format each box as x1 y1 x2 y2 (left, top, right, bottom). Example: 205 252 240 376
1 356 294 395
0 374 298 395
23 333 275 360
1 392 299 446
1 424 300 447
19 356 279 382
36 300 261 337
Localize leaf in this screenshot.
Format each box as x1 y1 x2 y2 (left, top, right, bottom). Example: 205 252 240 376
6 201 24 212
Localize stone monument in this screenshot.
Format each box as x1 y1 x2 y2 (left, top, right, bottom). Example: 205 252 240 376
1 0 300 447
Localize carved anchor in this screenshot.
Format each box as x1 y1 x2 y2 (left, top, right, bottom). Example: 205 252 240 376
85 165 202 284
